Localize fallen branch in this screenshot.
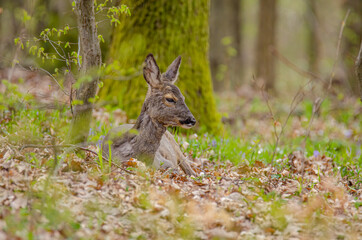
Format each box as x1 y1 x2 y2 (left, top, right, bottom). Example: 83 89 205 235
20 144 135 175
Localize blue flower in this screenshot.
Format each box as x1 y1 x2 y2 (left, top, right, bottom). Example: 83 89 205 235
97 135 105 148
313 150 320 157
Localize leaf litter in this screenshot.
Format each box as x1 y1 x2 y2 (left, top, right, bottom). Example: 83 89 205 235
0 138 360 239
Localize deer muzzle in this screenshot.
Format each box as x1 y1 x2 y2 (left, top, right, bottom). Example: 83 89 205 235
179 116 196 128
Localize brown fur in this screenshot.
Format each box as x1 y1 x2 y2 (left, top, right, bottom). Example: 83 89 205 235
102 54 196 175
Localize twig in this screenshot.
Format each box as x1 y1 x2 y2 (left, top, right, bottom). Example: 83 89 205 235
45 36 66 60
20 144 135 175
299 98 323 175
33 66 70 96
271 47 324 83
51 138 58 174
328 9 351 89
300 8 351 151
257 74 311 165
20 144 82 151
14 62 70 96
299 8 351 154
8 45 21 84
79 147 135 175
298 11 351 191
302 98 323 146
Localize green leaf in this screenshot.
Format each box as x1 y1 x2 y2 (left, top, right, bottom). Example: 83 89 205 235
72 99 84 105
221 36 232 46
37 47 44 57
98 35 105 43
29 45 37 55
14 38 20 45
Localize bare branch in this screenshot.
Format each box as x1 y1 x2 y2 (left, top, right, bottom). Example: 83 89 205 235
20 144 135 175
34 67 70 96
45 36 66 60
271 47 324 83
328 9 351 89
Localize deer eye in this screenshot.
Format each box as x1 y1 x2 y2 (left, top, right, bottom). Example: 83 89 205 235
166 98 176 103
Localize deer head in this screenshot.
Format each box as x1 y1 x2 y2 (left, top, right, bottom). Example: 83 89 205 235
142 54 196 129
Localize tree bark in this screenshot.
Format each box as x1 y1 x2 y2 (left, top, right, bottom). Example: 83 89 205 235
306 0 320 75
209 0 243 91
255 0 277 90
100 0 222 134
68 0 102 144
342 0 362 96
356 41 362 102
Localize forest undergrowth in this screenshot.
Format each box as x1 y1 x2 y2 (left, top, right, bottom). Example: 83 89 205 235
0 69 361 239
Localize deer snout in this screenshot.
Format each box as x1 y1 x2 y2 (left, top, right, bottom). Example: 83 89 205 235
180 116 196 128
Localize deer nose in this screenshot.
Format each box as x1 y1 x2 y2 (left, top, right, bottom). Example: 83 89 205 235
181 117 196 126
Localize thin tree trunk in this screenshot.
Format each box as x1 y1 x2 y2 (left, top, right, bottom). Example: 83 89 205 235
341 0 362 96
306 0 320 74
209 0 243 91
255 0 277 90
356 41 362 102
68 0 102 144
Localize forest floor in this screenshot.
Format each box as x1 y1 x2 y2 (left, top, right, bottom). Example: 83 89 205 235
0 69 361 239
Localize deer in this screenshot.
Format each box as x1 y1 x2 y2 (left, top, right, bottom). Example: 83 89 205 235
102 54 197 176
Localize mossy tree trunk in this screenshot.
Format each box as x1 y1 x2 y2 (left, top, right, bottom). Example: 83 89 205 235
68 0 102 144
101 0 222 133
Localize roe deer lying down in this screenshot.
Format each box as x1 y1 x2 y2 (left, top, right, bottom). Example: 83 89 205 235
102 54 196 176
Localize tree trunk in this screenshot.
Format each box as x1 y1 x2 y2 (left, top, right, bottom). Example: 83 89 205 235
306 0 320 75
68 0 102 144
209 0 243 91
255 0 277 90
356 41 362 102
100 0 222 134
342 0 362 96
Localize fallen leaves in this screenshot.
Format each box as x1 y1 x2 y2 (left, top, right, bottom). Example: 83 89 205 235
0 146 361 239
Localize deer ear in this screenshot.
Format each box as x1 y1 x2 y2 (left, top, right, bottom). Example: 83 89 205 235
143 54 161 88
163 56 181 84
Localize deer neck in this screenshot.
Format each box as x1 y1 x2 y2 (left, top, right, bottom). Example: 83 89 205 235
132 109 166 161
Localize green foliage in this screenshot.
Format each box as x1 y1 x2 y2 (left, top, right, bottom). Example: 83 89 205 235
3 179 80 239
0 80 33 112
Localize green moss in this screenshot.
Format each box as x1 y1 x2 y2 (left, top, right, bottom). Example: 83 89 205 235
100 0 222 134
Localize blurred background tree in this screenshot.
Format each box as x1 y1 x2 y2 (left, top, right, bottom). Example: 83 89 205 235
100 0 222 133
255 0 277 91
209 0 243 91
306 0 321 75
341 0 361 95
